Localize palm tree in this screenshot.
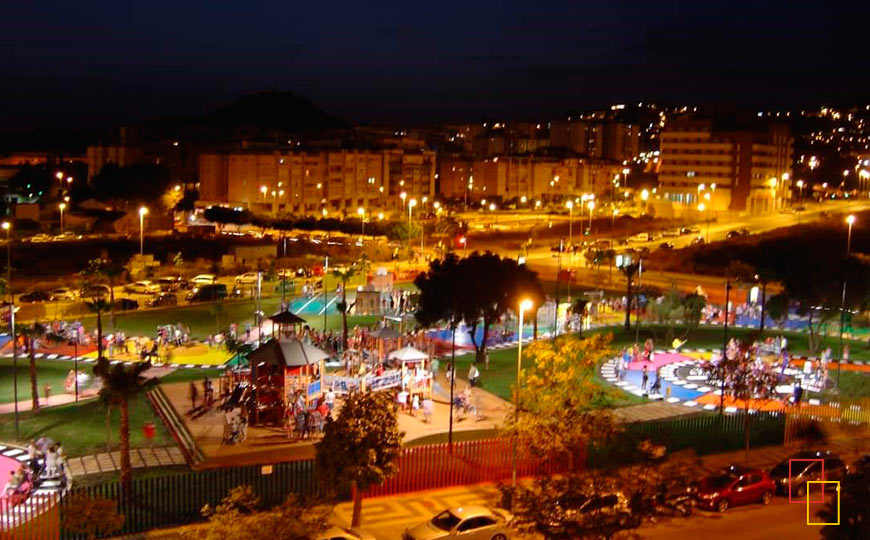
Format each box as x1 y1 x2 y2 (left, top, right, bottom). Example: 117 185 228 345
86 299 112 360
332 266 358 349
18 322 46 413
92 357 158 500
81 258 124 329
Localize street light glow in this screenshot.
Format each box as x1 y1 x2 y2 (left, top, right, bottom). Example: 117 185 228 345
1 222 9 231
565 200 574 209
847 214 856 225
357 207 365 216
519 298 533 312
139 206 148 217
640 189 649 201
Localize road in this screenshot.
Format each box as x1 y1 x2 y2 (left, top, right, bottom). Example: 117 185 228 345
640 496 826 540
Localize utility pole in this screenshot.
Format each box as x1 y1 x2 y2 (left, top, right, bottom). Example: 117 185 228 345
719 277 732 416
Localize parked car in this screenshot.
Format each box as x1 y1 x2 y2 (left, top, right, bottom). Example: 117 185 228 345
80 284 111 298
29 234 52 243
154 277 183 292
186 283 228 302
147 293 178 308
19 291 51 303
403 506 511 540
679 226 700 235
190 274 217 286
696 466 775 512
658 241 675 250
725 228 751 240
690 236 705 246
235 272 259 285
769 450 848 498
547 491 634 532
315 527 375 540
124 281 161 295
113 298 139 311
660 229 681 238
49 287 77 301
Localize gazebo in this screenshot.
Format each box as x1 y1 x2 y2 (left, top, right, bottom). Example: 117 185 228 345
246 338 330 425
371 325 400 363
388 345 432 398
268 310 306 339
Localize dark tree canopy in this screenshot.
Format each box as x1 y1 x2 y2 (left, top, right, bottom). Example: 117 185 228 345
91 163 172 203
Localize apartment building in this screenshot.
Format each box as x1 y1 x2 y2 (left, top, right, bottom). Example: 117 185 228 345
199 148 436 216
658 118 793 213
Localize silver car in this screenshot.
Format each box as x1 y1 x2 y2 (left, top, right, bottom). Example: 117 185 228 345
403 506 511 540
315 526 375 540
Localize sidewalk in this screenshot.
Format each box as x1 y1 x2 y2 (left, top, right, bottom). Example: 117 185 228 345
65 446 188 477
0 389 100 414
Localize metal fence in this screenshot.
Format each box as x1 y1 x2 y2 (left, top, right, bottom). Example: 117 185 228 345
7 408 847 540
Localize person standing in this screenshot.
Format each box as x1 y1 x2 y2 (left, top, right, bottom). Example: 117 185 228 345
468 363 480 388
793 380 804 407
189 381 199 411
325 386 335 412
641 364 649 392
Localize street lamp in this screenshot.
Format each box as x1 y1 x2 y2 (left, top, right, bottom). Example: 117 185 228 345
697 183 705 205
512 297 534 488
587 200 595 230
357 206 366 237
566 200 574 248
400 191 407 211
2 221 18 438
408 198 417 258
260 185 267 200
612 208 619 227
58 203 66 234
839 214 857 387
138 206 148 255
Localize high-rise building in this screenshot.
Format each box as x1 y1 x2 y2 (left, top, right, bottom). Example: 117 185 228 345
658 118 793 213
199 148 435 216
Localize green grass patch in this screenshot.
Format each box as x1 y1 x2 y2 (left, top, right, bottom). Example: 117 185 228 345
446 343 644 407
811 370 870 401
0 393 172 457
405 428 501 446
160 368 224 384
0 357 80 405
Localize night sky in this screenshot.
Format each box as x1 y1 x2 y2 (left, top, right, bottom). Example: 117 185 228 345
3 0 870 129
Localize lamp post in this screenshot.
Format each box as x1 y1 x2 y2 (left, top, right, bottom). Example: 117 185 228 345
612 208 619 228
408 198 417 259
3 221 18 438
587 200 595 231
138 206 148 256
839 214 856 387
357 206 366 238
512 298 533 488
698 202 710 242
58 202 66 234
566 200 574 250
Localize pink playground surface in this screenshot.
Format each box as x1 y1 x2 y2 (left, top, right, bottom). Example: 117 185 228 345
0 454 21 493
627 352 691 371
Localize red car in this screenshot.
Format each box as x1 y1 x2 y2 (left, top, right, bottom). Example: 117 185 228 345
696 466 775 512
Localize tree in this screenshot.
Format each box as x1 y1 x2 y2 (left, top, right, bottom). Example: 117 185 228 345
315 391 402 528
18 322 46 413
817 457 870 539
569 298 589 336
332 266 358 349
504 334 617 470
765 293 790 329
620 262 640 331
457 252 544 364
61 493 125 539
203 206 252 233
702 338 780 463
81 258 124 328
92 358 158 500
185 486 331 540
86 299 112 360
648 288 706 342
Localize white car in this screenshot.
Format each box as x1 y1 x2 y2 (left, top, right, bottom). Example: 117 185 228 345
234 272 259 285
403 506 511 540
49 287 77 301
315 526 375 540
191 274 217 285
124 280 161 295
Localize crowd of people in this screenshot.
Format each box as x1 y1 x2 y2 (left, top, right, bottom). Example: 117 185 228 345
2 438 72 507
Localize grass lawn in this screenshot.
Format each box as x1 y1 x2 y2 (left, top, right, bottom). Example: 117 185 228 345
0 357 77 405
74 298 380 340
446 343 645 407
0 393 173 457
406 428 501 446
602 323 870 362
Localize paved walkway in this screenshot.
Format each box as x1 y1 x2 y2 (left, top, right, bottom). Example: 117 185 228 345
65 446 188 477
0 389 100 414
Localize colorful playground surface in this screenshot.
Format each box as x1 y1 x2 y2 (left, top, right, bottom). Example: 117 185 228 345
601 349 870 413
